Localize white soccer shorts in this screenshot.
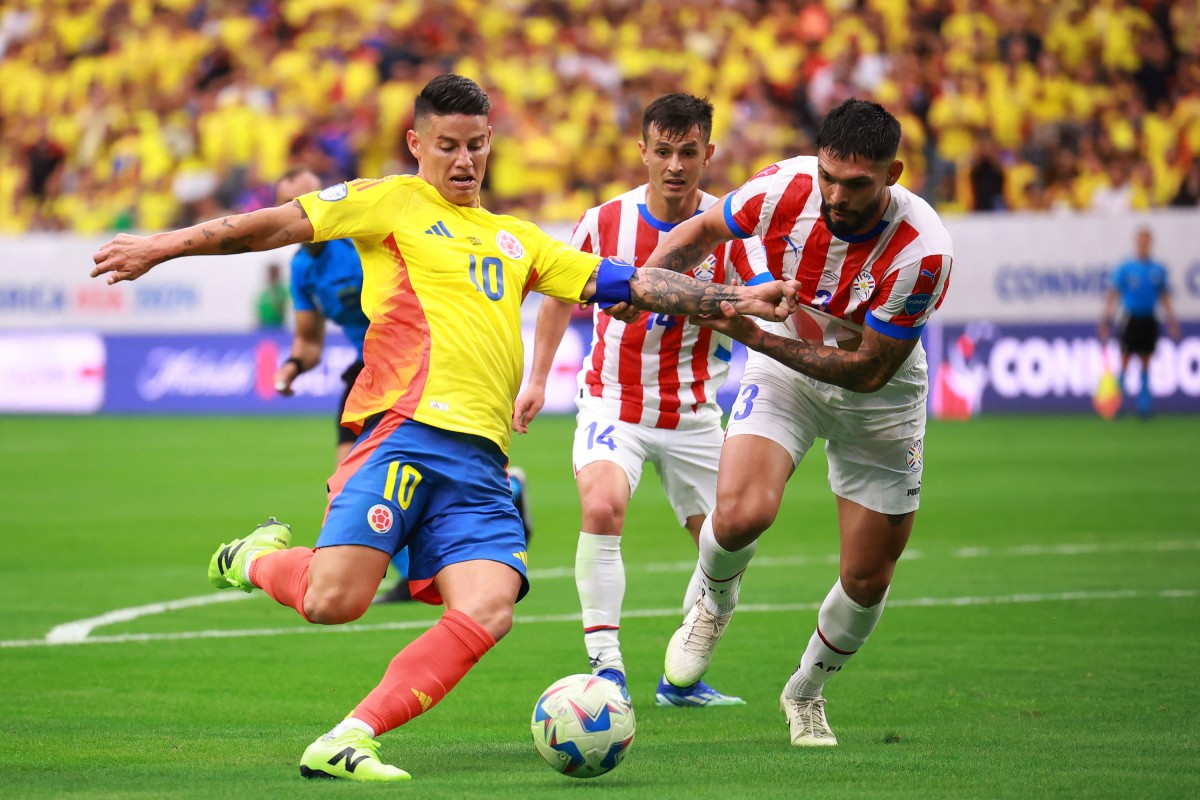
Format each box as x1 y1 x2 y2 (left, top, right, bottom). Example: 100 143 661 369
572 400 722 525
724 345 929 515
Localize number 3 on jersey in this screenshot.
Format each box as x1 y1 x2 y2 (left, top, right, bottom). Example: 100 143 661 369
586 422 617 451
732 384 759 421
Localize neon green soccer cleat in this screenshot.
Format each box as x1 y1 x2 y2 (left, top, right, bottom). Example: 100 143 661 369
207 517 292 592
299 730 412 781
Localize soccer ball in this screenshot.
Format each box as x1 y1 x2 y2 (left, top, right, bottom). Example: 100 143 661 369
530 673 635 779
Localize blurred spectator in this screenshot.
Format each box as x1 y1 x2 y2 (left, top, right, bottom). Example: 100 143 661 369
967 132 1005 212
6 0 1200 233
256 263 288 330
1170 157 1200 207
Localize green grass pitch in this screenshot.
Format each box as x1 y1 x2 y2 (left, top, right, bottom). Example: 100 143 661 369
0 413 1197 799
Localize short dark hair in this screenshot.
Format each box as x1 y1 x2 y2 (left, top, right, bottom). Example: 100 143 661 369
276 166 317 186
414 74 491 122
642 93 714 143
816 99 901 163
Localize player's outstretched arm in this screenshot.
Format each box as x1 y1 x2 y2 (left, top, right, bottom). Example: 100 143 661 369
91 201 316 284
580 259 798 322
695 302 918 393
599 204 736 321
629 269 797 321
513 296 574 433
644 203 735 273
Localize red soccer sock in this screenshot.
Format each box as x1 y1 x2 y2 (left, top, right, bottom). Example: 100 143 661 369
248 547 315 622
352 609 496 736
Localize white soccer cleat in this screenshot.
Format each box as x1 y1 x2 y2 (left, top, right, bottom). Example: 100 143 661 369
663 595 732 688
779 693 838 746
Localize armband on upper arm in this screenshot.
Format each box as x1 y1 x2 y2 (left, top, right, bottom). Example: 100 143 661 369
591 257 636 308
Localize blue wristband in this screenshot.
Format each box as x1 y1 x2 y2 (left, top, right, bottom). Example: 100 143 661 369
592 257 636 308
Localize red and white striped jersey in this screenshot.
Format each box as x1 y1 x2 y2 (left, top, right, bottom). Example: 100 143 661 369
572 185 772 430
724 156 953 348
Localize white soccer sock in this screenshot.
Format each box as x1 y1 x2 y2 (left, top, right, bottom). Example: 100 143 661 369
576 532 625 672
323 716 375 741
786 579 889 699
682 561 704 611
698 513 756 616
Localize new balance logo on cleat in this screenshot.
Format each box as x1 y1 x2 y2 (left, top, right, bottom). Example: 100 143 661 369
216 542 244 575
328 747 371 773
424 221 453 237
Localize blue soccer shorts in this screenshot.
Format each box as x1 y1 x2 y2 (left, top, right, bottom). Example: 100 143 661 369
319 411 529 605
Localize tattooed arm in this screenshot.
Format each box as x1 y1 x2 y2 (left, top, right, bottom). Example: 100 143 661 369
596 200 747 320
91 201 315 284
644 201 737 273
580 263 798 323
694 302 918 393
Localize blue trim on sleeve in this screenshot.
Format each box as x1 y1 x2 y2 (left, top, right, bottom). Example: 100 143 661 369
722 194 753 239
745 272 774 286
865 311 924 340
593 258 636 308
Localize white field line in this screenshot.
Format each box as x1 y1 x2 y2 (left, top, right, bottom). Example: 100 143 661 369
12 538 1198 649
1 587 1193 650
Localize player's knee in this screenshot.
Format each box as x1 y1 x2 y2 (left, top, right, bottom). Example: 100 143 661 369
839 573 889 607
715 495 777 543
303 587 370 625
466 603 514 642
580 495 626 534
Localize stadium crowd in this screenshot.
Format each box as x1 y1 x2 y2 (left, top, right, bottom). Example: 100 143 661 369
3 0 1200 234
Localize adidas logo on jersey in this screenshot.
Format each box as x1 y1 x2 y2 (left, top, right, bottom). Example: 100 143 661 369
425 221 453 237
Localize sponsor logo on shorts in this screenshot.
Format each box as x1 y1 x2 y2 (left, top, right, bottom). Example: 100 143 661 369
317 183 348 202
907 481 921 497
905 440 923 473
367 504 393 533
852 271 876 302
496 230 525 259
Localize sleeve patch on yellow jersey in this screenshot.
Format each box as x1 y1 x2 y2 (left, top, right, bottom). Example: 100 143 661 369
318 183 348 202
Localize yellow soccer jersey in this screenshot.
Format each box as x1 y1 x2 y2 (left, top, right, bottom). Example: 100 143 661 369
298 175 600 452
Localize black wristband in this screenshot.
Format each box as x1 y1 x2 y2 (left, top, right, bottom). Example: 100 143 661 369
284 356 308 374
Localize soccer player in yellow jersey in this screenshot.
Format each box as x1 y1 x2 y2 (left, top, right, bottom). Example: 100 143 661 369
91 74 797 782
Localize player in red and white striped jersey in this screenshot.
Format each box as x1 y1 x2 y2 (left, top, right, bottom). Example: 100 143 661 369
514 94 771 708
654 99 954 745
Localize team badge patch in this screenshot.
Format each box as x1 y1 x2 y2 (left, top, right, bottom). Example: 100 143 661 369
852 270 876 302
905 440 924 473
367 504 394 533
317 183 348 202
691 254 717 282
496 230 525 259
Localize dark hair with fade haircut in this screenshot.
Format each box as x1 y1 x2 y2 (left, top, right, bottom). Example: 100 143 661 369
642 93 714 143
414 74 491 122
816 99 901 163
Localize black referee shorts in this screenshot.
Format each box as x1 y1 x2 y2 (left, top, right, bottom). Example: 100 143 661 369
1119 315 1160 356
